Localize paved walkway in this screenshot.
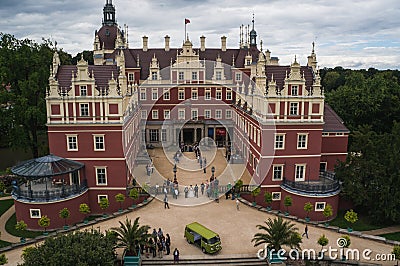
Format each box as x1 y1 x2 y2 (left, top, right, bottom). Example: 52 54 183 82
364 226 400 236
0 196 20 243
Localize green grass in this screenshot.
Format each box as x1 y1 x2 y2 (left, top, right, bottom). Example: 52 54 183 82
0 239 11 248
380 232 400 242
5 213 42 238
329 210 382 231
0 199 13 216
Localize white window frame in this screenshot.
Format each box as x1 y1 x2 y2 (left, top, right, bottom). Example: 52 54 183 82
191 109 198 120
97 194 108 203
152 110 158 119
297 133 308 149
80 103 89 117
226 109 232 119
80 85 87 96
192 71 198 80
291 85 298 96
235 72 242 81
295 164 306 181
336 132 344 136
272 192 281 201
274 134 285 150
215 109 222 119
141 110 147 119
128 73 134 81
322 132 329 136
149 129 159 142
191 89 198 100
178 109 185 120
93 135 105 151
140 88 146 100
205 89 211 100
315 202 326 212
272 165 284 181
164 109 170 119
161 129 167 142
204 109 211 119
216 90 222 100
66 135 78 151
95 167 107 185
178 89 185 100
30 209 41 219
289 102 299 115
178 71 184 80
151 71 158 80
216 71 222 80
152 88 158 100
226 90 232 100
163 89 170 100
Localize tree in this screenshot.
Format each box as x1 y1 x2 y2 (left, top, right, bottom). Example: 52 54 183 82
251 187 261 205
317 234 329 252
304 202 313 219
323 204 333 225
234 179 243 196
111 217 151 256
38 215 50 233
129 188 139 207
0 181 5 195
59 208 70 226
264 191 273 210
252 217 301 251
0 254 7 265
99 197 110 214
344 209 358 230
115 193 126 211
284 196 292 214
20 230 116 265
392 245 400 266
79 203 90 221
15 220 27 242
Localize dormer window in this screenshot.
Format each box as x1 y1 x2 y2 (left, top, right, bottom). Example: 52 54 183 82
291 85 298 96
246 59 251 65
80 86 87 96
216 71 222 80
128 73 134 81
151 72 158 80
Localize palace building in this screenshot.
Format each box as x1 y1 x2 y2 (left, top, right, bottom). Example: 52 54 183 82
12 0 348 229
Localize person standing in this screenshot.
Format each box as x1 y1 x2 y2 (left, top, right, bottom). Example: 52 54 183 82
194 184 199 198
173 248 180 264
165 233 171 255
200 182 205 195
302 224 309 239
184 186 188 198
157 241 163 258
164 195 170 209
236 198 240 210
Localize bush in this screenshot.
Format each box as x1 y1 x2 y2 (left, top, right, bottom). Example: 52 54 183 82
38 216 50 232
59 208 70 226
304 202 313 217
317 234 329 251
344 209 358 226
99 197 110 212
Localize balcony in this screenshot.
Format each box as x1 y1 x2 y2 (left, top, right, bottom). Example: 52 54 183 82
281 171 340 195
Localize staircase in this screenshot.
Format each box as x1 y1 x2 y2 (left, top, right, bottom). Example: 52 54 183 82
141 254 273 265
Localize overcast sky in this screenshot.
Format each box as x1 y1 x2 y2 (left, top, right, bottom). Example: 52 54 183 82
1 0 399 69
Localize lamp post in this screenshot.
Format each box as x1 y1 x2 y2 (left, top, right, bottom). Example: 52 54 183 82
211 166 215 178
173 164 177 181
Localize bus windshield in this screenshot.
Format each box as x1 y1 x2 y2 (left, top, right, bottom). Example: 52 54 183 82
207 236 220 244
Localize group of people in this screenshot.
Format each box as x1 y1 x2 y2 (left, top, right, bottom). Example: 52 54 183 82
147 228 180 263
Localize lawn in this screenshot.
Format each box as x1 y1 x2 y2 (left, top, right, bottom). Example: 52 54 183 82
5 213 42 239
329 210 383 231
380 232 400 242
0 199 14 216
0 239 11 248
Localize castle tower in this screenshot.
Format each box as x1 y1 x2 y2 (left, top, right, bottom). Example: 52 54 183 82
103 0 117 26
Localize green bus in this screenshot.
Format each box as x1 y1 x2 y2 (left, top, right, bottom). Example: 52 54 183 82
184 222 222 254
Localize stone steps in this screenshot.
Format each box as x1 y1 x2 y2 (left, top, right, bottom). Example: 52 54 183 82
141 255 269 265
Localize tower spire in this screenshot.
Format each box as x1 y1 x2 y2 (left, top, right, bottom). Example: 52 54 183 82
252 13 255 30
103 0 117 26
250 14 257 47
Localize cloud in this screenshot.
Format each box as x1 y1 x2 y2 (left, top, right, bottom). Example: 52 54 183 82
0 0 399 69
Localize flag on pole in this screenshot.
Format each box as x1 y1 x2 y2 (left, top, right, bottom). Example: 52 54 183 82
185 18 190 24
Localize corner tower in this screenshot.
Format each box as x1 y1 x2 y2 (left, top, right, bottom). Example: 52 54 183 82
103 0 117 26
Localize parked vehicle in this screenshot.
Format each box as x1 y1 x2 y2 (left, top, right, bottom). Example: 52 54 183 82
184 222 222 254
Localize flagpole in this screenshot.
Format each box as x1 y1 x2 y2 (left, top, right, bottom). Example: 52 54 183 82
185 22 186 41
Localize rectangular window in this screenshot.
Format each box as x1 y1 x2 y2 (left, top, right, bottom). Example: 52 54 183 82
30 209 41 219
178 109 185 120
336 132 344 136
226 110 232 119
163 89 170 100
191 109 198 120
226 90 232 100
235 72 242 81
295 164 306 181
272 192 281 201
290 102 298 115
320 162 327 172
149 129 159 142
80 85 87 96
152 110 158 119
164 110 170 119
315 202 326 211
80 103 89 117
141 110 147 119
215 109 222 119
216 71 222 80
161 129 167 142
322 132 329 136
216 90 222 100
128 73 134 81
140 88 146 100
152 89 158 100
272 165 283 180
96 167 107 185
291 85 298 96
151 71 158 80
67 135 78 151
97 195 108 203
192 72 197 80
178 71 184 80
274 134 285 150
191 89 198 100
178 89 185 100
205 89 211 100
297 134 308 149
204 109 211 119
93 135 105 151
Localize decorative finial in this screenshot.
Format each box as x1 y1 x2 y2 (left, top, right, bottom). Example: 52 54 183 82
232 54 235 67
252 13 255 29
137 54 140 67
260 40 263 51
312 41 315 53
294 55 297 63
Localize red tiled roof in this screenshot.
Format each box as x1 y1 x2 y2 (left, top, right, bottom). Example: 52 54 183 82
97 25 119 50
323 104 349 132
266 65 314 93
56 65 119 91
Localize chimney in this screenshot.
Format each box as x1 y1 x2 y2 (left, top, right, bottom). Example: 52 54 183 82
142 36 148 51
200 35 206 51
221 36 227 52
164 35 170 51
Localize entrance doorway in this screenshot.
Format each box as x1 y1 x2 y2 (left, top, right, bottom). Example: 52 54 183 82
182 129 194 144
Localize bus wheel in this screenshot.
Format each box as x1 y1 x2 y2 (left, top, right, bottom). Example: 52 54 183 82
202 247 206 253
187 238 191 244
